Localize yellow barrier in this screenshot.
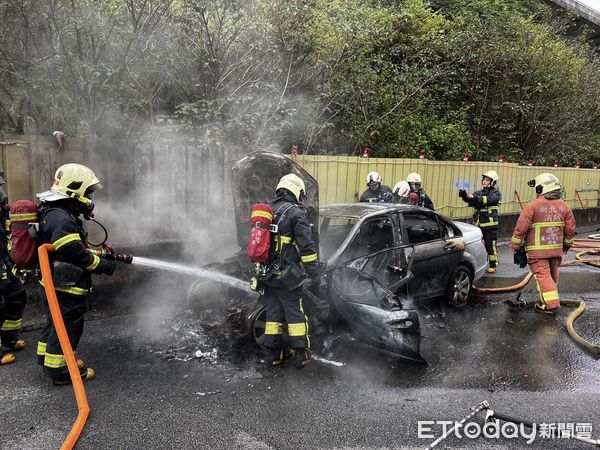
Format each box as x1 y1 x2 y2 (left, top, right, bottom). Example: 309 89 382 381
295 156 600 217
38 243 90 450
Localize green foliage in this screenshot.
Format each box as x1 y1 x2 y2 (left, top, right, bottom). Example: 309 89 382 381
0 0 598 165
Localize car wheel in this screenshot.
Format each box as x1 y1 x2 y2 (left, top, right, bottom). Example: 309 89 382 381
445 265 472 307
250 306 267 348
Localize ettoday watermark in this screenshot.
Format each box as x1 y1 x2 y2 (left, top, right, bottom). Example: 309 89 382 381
418 420 594 444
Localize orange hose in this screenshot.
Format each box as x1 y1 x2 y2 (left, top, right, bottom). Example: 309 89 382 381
38 244 90 450
473 272 533 294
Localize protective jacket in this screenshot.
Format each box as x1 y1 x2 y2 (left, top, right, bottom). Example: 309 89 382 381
461 186 501 229
510 195 576 259
0 204 19 285
359 185 393 203
38 201 114 296
268 191 319 278
413 190 434 210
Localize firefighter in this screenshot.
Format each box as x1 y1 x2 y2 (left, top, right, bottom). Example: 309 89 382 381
36 163 117 385
510 173 576 315
0 171 27 365
262 173 320 368
459 170 502 273
406 172 434 209
392 180 412 205
359 172 393 203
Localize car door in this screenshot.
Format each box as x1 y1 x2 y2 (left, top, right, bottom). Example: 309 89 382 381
336 214 404 289
326 214 423 361
399 211 463 299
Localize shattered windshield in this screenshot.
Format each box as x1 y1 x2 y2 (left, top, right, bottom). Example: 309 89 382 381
319 216 359 260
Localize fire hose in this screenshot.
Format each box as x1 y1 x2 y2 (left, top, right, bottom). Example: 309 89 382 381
38 243 133 450
428 400 600 447
472 243 600 357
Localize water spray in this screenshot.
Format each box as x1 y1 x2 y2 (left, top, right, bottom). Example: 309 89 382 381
132 256 252 293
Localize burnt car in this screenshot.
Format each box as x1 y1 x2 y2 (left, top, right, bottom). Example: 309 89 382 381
320 204 488 306
231 152 487 362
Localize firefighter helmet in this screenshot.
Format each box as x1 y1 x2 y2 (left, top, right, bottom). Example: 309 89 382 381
406 172 422 184
393 180 410 197
37 163 101 217
482 170 499 187
528 173 561 196
52 163 101 198
366 171 382 186
406 172 422 191
276 173 306 203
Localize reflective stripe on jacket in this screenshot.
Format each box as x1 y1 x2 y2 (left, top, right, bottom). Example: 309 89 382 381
269 193 319 277
463 186 501 229
510 196 576 258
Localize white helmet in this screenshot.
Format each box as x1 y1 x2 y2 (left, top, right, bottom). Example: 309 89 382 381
393 181 410 197
276 173 306 203
482 170 499 187
366 171 382 186
406 172 422 183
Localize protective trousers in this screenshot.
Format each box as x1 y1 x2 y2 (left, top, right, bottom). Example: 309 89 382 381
0 287 26 352
482 229 498 268
263 285 309 350
37 286 88 381
529 257 561 310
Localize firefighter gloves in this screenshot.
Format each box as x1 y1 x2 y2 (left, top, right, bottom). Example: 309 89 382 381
513 247 528 268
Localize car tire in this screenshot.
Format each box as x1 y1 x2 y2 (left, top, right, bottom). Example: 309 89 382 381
445 265 472 307
250 305 267 348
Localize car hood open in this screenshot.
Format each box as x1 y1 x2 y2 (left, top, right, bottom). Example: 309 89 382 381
231 151 319 250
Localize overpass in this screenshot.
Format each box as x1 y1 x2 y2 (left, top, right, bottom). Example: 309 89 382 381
547 0 600 46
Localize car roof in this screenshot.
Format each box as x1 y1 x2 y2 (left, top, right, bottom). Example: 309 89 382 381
320 203 431 219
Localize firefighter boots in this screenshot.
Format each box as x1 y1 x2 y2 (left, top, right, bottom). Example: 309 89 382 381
271 349 292 366
53 367 95 386
295 349 311 368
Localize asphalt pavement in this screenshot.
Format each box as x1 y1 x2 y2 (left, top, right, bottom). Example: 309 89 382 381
1 237 600 449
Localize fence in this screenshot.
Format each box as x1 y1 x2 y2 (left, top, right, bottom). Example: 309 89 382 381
0 135 242 246
1 134 598 245
294 155 600 218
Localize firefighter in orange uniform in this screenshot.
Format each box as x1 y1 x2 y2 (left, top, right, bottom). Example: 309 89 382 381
510 173 576 314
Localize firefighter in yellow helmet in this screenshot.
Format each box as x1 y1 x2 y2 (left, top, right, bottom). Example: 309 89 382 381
0 171 28 366
35 163 118 385
260 173 320 368
510 173 576 314
459 170 502 273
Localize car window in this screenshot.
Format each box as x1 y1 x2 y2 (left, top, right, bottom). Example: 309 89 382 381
403 213 442 244
319 217 359 260
438 217 457 239
340 217 394 263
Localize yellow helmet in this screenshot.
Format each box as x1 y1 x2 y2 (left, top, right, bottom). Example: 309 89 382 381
528 173 561 196
276 173 306 203
393 180 410 197
52 163 101 199
482 170 499 186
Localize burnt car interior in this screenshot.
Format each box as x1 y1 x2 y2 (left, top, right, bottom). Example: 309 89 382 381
331 267 400 309
403 213 443 243
340 218 394 263
319 217 357 260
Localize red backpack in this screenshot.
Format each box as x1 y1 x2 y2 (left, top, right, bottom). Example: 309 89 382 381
9 200 39 269
247 203 273 264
